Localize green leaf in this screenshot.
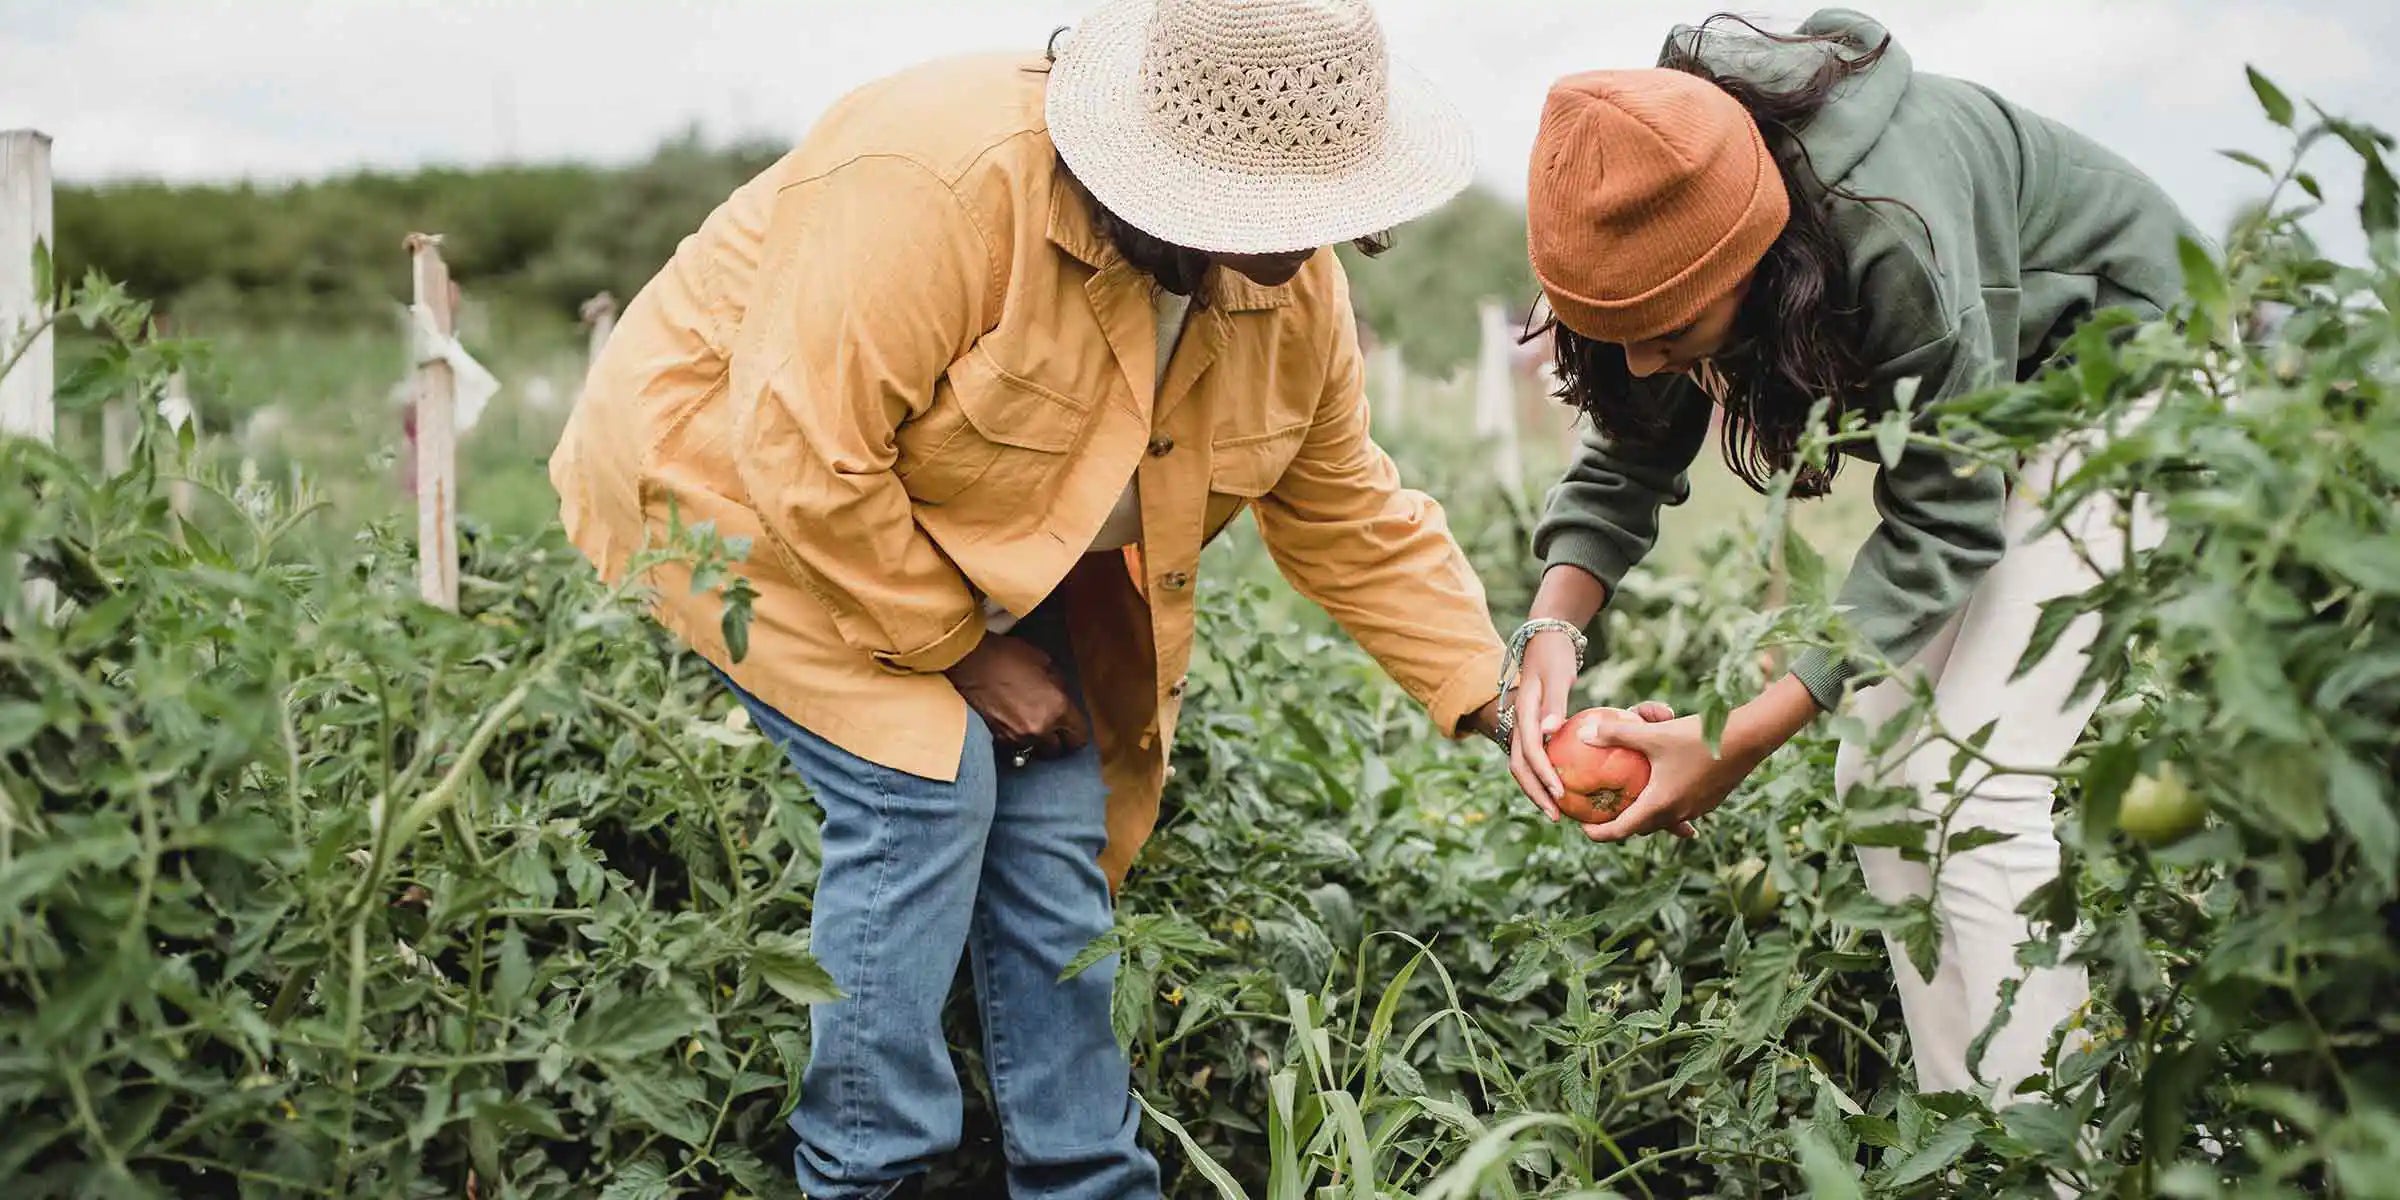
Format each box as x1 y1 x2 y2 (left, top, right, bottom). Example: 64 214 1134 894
2362 153 2398 237
1747 1062 1779 1127
1134 1093 1248 1200
2326 752 2398 892
472 1096 569 1141
604 1067 710 1145
597 1156 675 1200
752 934 843 1005
0 702 49 755
1667 1039 1727 1098
1874 408 1910 470
2300 513 2400 592
2178 237 2230 330
1847 821 1931 851
494 926 533 1012
2319 650 2400 709
1782 528 1829 607
30 237 52 303
1999 1101 2084 1159
568 992 702 1060
1732 932 1800 1045
720 575 757 663
2247 66 2295 128
1490 938 1553 1004
1791 1122 1866 1200
1888 1119 1979 1186
2012 594 2087 685
2218 149 2273 176
1945 828 2015 855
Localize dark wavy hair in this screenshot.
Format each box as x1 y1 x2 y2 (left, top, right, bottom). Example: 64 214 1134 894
1036 26 1391 305
1544 15 1898 498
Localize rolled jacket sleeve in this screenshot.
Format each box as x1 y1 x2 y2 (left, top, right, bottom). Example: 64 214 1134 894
1250 269 1507 737
729 154 998 675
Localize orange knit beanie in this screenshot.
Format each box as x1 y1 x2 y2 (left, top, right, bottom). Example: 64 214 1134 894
1527 68 1789 344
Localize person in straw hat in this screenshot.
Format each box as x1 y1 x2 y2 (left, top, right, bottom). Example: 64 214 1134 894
1498 9 2198 1121
548 0 1604 1192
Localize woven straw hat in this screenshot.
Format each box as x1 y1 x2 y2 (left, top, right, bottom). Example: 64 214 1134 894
1046 0 1475 255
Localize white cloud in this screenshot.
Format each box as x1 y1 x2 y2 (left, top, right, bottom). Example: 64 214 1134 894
4 0 2394 256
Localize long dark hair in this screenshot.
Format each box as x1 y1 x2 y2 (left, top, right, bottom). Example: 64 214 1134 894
1038 27 1390 304
1547 15 1897 498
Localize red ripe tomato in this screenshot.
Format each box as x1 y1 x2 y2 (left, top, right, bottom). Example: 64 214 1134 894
1543 707 1653 824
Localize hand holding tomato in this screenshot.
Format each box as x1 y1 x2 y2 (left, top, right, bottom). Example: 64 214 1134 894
1569 713 1759 842
1521 703 1695 838
1543 707 1654 822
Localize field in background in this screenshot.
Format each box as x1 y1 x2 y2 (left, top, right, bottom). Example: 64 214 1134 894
60 310 1878 609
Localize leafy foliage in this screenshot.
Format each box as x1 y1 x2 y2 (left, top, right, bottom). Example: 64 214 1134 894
2 69 2394 1200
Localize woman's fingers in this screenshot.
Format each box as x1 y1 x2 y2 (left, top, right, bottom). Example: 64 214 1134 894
1582 791 1678 843
1515 675 1565 802
1510 750 1560 821
1578 715 1670 752
1634 700 1675 723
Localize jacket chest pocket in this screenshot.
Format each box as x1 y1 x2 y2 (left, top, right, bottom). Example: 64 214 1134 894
1201 423 1306 541
899 346 1095 505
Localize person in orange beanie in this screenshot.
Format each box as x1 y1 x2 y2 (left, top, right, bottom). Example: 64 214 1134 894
1497 10 2201 1111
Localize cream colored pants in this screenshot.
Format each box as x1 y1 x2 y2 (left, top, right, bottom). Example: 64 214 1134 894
1834 429 2163 1104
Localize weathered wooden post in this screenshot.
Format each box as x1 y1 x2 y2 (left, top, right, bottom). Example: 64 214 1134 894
101 401 132 475
3 130 54 619
1368 340 1406 431
1474 298 1524 494
579 291 616 388
160 368 198 519
407 234 460 611
1 130 53 445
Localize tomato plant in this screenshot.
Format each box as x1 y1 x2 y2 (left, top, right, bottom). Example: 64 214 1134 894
1 68 2393 1200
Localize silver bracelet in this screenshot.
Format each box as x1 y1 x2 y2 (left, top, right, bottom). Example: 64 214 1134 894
1493 619 1588 751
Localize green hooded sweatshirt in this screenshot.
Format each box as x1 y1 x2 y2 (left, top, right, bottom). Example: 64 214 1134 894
1532 8 2200 707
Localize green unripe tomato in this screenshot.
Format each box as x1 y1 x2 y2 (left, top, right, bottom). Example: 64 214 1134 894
1722 856 1781 923
2118 764 2206 846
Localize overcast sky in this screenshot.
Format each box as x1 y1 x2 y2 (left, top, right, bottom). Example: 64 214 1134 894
4 0 2396 260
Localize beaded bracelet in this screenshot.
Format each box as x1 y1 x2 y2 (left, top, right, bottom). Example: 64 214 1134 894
1491 618 1589 751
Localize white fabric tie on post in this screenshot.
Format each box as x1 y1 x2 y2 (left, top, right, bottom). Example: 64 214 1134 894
408 303 499 432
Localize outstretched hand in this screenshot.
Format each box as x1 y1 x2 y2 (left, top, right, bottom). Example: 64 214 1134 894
1569 713 1758 843
1506 688 1696 838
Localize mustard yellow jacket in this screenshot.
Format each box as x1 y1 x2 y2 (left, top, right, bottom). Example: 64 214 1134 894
550 52 1505 884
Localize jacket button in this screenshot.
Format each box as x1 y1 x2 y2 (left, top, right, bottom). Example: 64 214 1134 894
1161 571 1191 591
1168 678 1188 699
1147 433 1176 457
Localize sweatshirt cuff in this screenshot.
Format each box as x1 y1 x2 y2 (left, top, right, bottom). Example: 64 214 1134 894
1790 646 1870 711
871 609 987 675
1428 646 1507 740
1539 529 1641 609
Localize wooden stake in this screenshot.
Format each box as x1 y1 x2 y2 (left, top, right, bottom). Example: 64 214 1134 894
3 130 54 621
1 130 53 444
161 369 197 520
1474 299 1524 494
407 234 459 611
101 400 131 475
579 291 616 388
1368 340 1405 431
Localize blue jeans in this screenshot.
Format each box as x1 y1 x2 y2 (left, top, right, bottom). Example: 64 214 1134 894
721 617 1159 1198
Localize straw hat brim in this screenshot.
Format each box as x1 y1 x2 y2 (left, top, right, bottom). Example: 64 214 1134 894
1046 0 1476 256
